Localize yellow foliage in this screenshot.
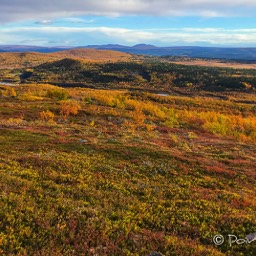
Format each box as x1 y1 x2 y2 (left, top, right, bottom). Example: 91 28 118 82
130 110 146 126
39 110 55 122
142 103 166 119
125 99 142 111
181 109 256 142
1 87 17 97
4 118 24 127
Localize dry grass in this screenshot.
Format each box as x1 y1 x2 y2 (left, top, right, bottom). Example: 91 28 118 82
171 59 256 69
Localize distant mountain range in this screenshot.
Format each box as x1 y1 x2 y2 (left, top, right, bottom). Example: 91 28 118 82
0 45 69 53
1 44 256 60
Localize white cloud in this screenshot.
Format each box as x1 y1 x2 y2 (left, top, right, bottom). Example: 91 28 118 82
1 0 256 23
63 18 95 24
35 20 53 25
1 26 256 46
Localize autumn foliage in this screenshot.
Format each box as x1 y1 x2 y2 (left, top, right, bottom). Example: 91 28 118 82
60 100 81 118
39 110 55 122
0 83 255 255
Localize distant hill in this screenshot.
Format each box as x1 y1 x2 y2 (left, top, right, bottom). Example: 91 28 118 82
1 44 256 60
84 45 256 61
0 45 70 53
53 48 132 62
29 58 140 85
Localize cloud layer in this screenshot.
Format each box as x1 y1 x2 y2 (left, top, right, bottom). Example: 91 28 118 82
1 26 256 46
1 0 256 22
1 1 256 46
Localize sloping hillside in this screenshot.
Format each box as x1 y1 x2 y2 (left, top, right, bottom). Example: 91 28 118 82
36 58 85 71
0 49 133 69
53 48 132 62
0 84 255 255
0 52 60 69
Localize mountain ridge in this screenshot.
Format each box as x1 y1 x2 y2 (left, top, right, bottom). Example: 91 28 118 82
1 44 256 60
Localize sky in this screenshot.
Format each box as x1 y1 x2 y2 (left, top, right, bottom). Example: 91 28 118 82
1 0 256 47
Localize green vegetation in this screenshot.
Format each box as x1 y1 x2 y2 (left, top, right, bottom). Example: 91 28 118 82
18 60 256 92
0 83 255 255
46 88 69 100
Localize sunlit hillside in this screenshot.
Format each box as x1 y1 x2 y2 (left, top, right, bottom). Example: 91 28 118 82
0 49 134 69
0 82 255 255
53 48 133 62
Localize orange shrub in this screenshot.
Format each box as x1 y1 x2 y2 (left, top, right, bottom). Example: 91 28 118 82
60 100 81 118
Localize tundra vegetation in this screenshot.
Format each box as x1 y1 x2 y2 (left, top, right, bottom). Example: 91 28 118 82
0 50 255 255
